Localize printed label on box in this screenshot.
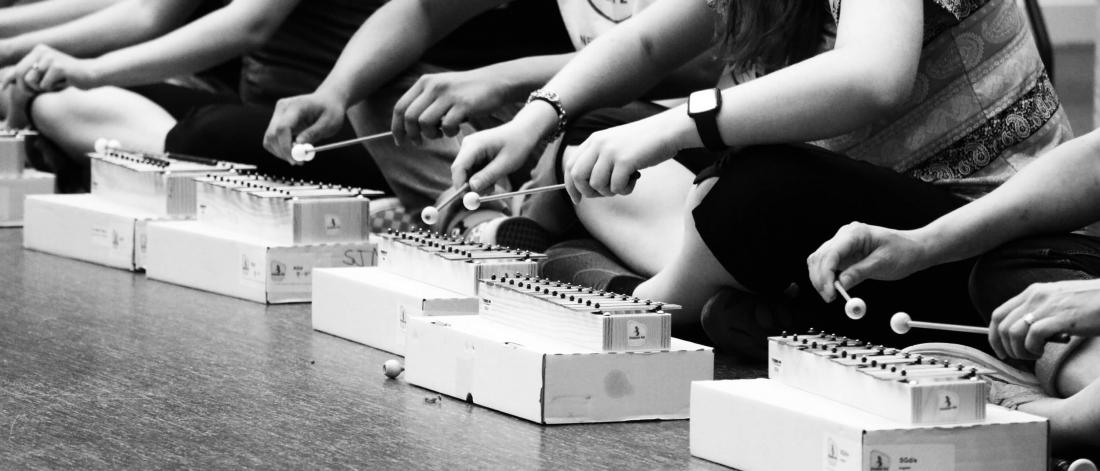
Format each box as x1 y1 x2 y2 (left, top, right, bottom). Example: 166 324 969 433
864 445 954 471
823 435 860 471
240 254 264 284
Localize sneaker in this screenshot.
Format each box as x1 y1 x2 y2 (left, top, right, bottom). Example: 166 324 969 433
539 239 645 291
700 287 796 361
901 343 1047 410
369 197 421 233
463 216 554 253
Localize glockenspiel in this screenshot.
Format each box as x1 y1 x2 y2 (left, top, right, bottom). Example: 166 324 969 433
768 331 992 424
90 148 248 217
194 172 381 246
378 229 543 296
478 273 674 352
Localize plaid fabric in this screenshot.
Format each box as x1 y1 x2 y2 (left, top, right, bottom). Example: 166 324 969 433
369 197 424 233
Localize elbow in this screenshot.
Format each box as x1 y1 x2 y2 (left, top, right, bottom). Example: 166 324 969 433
859 69 915 118
239 18 280 50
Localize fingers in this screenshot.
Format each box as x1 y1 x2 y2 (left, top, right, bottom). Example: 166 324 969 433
988 288 1032 358
440 107 465 137
608 162 638 195
587 150 614 197
807 245 840 302
561 146 582 205
390 79 423 144
263 103 301 164
38 65 68 92
399 91 435 144
451 134 486 189
295 109 341 145
1024 315 1060 357
568 142 599 202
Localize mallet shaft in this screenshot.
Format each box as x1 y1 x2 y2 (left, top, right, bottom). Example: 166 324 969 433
479 183 567 203
312 131 393 153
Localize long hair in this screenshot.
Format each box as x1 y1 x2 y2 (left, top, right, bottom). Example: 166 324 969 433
713 0 831 77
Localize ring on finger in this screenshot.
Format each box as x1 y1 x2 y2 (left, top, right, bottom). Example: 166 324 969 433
30 62 41 72
1022 313 1036 326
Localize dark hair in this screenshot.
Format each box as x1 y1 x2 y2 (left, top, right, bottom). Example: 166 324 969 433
713 0 831 76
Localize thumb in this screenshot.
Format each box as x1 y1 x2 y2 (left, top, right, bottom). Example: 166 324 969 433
295 113 340 145
837 255 881 290
469 152 514 192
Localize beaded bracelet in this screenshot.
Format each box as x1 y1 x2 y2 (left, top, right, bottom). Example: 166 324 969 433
526 89 568 143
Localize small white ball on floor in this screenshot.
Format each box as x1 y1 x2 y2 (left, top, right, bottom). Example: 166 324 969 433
462 192 481 211
383 359 405 379
421 206 439 225
844 297 867 320
290 143 315 162
1069 459 1097 471
890 312 912 335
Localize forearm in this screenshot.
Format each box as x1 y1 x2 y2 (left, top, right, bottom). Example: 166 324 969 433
541 0 715 119
316 0 504 107
915 129 1100 266
89 0 296 87
0 0 121 37
1 0 192 61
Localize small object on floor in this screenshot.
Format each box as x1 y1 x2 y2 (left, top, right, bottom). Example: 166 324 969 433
1069 459 1097 471
833 281 865 320
421 182 470 225
424 394 443 405
382 359 404 379
891 312 1071 342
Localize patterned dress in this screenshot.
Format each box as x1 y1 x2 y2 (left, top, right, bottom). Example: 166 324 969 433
818 0 1071 199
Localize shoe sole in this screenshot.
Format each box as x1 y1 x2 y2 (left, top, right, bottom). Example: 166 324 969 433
902 342 1039 387
495 218 553 253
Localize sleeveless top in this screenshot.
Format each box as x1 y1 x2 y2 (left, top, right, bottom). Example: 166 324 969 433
816 0 1072 199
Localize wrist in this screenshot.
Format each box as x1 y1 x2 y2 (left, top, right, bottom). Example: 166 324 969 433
315 78 355 109
905 226 947 271
515 100 560 140
669 106 703 150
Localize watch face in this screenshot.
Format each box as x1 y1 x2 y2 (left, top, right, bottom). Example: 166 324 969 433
689 89 719 114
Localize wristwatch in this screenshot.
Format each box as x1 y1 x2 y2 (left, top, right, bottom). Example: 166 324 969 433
687 88 727 151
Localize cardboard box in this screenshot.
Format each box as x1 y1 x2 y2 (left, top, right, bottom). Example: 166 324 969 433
405 315 713 424
0 132 31 176
312 267 478 355
145 220 376 303
23 194 160 271
690 379 1048 471
0 170 54 227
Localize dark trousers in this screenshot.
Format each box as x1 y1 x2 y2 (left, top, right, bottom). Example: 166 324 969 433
693 144 987 348
130 84 392 192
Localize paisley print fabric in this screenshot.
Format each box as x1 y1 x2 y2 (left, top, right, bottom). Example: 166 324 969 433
820 0 1071 199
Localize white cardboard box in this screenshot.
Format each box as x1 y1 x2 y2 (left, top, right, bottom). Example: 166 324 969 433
405 315 713 424
24 194 160 271
312 267 478 355
0 170 54 227
690 379 1048 471
145 220 376 304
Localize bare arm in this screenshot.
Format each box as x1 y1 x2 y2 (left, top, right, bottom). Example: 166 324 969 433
916 129 1100 267
86 0 298 87
806 129 1100 302
316 0 508 108
0 0 122 38
0 0 197 65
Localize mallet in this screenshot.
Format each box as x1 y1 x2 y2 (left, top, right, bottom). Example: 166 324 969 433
291 131 393 162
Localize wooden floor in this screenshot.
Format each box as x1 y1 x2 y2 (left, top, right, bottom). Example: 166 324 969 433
0 229 761 470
